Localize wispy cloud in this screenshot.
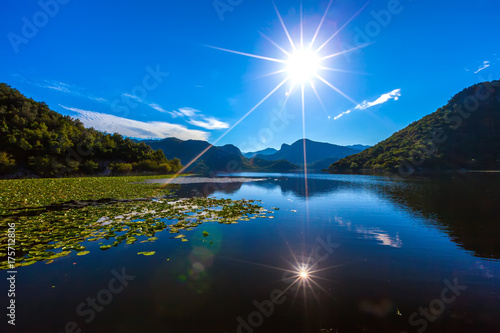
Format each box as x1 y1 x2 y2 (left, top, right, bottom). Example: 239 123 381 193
88 96 108 103
13 75 108 103
334 89 401 120
121 93 174 114
148 103 168 112
59 105 209 140
187 117 230 130
170 107 199 118
42 80 72 93
168 107 229 130
474 61 490 74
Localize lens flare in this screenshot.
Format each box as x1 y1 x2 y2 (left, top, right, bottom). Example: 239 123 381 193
205 0 369 118
159 2 370 197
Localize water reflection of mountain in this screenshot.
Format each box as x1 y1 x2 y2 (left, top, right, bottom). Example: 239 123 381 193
376 174 500 260
170 174 500 260
252 174 500 260
169 182 245 198
252 176 359 197
171 176 356 198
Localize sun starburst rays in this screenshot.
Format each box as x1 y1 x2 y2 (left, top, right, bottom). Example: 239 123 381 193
160 3 367 192
315 1 370 53
273 2 297 51
207 1 365 116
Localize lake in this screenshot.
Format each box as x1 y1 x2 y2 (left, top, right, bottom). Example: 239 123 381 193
4 173 500 333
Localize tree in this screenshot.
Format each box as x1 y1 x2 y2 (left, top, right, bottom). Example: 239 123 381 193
0 83 183 178
0 151 16 173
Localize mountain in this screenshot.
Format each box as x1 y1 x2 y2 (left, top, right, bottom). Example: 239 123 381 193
307 157 343 171
0 83 181 178
254 139 362 167
243 148 278 158
330 80 500 174
140 138 298 174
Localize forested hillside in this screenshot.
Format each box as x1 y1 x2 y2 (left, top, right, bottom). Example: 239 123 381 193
330 80 500 174
0 83 181 177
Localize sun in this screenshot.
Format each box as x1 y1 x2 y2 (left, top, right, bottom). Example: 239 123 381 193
206 1 369 115
167 1 371 191
299 270 309 279
286 48 321 83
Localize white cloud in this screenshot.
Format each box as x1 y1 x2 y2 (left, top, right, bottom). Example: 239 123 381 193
88 97 108 103
187 117 230 130
168 107 230 129
335 217 402 248
178 107 199 117
148 103 168 113
120 95 229 130
334 89 401 120
121 93 174 114
59 105 209 141
43 81 72 93
474 61 490 74
13 75 108 104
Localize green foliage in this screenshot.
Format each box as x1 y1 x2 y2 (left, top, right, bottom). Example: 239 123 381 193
0 175 271 269
111 162 133 174
330 80 500 173
80 160 99 174
0 83 182 177
0 152 16 173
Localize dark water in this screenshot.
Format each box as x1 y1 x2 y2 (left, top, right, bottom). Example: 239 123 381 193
4 173 500 333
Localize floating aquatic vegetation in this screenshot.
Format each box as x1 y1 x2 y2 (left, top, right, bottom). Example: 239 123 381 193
0 177 272 269
137 251 156 256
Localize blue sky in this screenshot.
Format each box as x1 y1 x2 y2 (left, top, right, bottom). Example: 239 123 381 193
1 0 499 152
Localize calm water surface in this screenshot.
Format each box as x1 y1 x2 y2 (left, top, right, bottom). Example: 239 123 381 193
6 173 500 333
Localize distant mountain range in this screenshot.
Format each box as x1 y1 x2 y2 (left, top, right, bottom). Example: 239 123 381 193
330 80 500 174
140 138 298 174
141 138 368 173
252 139 365 170
243 148 278 158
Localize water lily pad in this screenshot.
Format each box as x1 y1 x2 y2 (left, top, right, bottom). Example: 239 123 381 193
137 251 156 256
202 231 210 237
77 251 90 256
0 177 273 269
